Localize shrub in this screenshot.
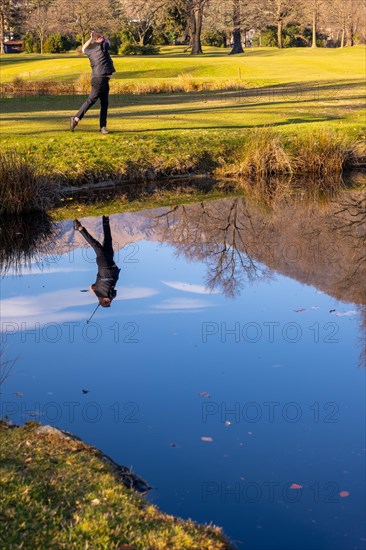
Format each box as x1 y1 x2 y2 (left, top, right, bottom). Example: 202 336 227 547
108 33 122 54
260 27 278 47
23 33 40 53
202 30 226 47
283 25 307 48
118 42 160 55
44 33 72 53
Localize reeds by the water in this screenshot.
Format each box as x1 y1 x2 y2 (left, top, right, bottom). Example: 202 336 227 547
0 151 59 215
2 74 245 97
222 128 366 185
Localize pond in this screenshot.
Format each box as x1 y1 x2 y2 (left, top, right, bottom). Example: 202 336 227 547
1 190 365 550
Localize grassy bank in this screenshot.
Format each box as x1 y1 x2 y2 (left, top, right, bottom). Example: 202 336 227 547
0 422 232 549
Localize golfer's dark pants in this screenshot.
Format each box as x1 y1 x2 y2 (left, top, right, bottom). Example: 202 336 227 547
80 218 114 268
75 76 110 128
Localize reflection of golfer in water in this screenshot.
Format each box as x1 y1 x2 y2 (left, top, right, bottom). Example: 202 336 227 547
74 216 120 308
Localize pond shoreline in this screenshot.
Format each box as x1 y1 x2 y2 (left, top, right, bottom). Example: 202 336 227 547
1 127 365 216
52 171 365 221
0 421 233 549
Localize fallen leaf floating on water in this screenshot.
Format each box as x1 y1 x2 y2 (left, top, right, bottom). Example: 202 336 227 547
170 443 177 448
290 483 303 489
293 309 306 313
339 491 350 498
201 436 213 442
198 391 211 398
82 389 90 394
14 392 24 398
225 421 232 426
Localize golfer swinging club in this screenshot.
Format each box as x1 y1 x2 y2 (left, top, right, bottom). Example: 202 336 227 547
74 216 121 312
70 31 115 134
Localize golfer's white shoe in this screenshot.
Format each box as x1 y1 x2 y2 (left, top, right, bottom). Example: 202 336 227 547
100 127 109 134
70 117 78 132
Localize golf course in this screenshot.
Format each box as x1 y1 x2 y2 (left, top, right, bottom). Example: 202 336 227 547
1 46 365 189
1 42 366 550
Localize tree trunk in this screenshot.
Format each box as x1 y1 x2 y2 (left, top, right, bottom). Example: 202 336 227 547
277 19 283 49
230 0 244 54
190 3 203 54
348 22 354 46
0 14 5 54
311 10 317 47
340 27 345 47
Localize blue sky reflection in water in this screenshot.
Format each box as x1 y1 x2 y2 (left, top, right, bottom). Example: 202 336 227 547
1 195 365 550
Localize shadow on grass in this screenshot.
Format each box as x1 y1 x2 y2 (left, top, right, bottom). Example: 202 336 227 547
0 78 363 113
0 115 343 136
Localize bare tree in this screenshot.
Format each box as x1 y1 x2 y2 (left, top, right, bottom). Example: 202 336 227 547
175 0 209 54
304 0 324 47
26 0 54 53
56 0 114 46
120 0 169 45
230 0 244 53
260 0 297 48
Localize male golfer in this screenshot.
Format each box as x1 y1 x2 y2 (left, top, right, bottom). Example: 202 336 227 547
70 31 115 134
74 216 121 308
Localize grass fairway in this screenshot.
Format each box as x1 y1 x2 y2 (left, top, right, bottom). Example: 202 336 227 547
0 47 365 186
1 46 365 85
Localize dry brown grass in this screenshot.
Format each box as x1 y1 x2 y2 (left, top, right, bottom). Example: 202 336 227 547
0 75 244 97
0 151 59 214
221 128 366 187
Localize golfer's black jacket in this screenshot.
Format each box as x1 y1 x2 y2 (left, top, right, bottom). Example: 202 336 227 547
92 266 121 300
84 41 116 78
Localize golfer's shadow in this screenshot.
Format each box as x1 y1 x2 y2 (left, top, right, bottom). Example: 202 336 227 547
75 215 121 320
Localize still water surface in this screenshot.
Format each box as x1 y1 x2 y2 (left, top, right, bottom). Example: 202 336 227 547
1 193 365 550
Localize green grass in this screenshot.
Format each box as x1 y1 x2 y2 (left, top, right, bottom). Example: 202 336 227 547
0 422 232 549
0 47 365 187
1 46 365 85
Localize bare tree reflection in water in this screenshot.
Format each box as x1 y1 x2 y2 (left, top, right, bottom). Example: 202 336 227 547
154 200 273 298
331 192 366 302
0 212 58 276
330 192 366 367
153 188 366 364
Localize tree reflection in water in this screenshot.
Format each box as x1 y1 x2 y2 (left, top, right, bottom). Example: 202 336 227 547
154 200 273 298
0 212 58 276
153 189 366 365
1 188 364 363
